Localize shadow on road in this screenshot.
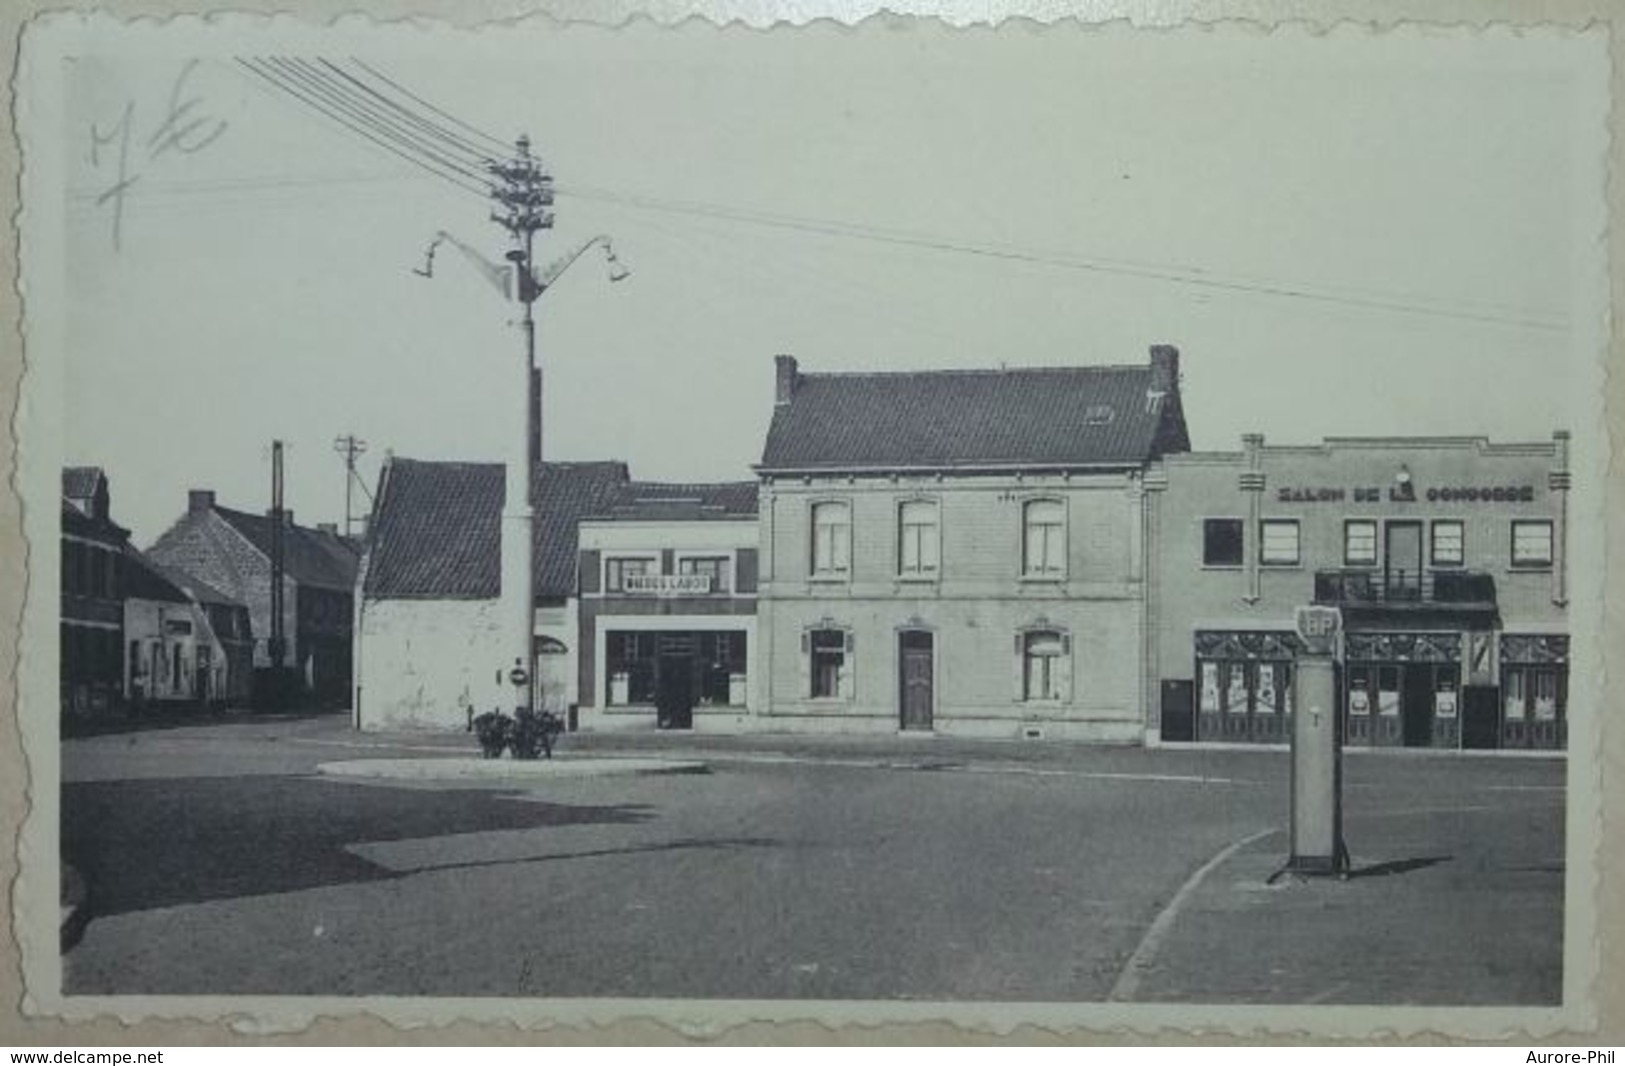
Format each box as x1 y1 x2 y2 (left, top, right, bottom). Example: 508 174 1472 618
1345 855 1451 880
419 836 781 877
62 774 655 926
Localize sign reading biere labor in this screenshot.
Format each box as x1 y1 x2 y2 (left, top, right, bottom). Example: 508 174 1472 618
1294 606 1342 656
623 573 712 596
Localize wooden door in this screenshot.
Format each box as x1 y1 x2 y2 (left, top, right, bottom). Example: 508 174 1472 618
899 631 934 731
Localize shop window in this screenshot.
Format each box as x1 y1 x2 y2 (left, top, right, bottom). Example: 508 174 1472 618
897 499 940 578
1019 630 1071 702
1259 519 1300 566
1431 520 1465 567
606 632 657 705
698 631 746 704
1503 665 1564 723
1511 520 1553 568
1202 519 1244 567
810 502 851 577
678 556 730 593
1343 520 1377 567
605 557 654 593
807 628 850 699
1022 499 1066 578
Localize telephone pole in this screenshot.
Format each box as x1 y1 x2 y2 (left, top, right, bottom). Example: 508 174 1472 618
268 439 287 709
490 134 554 719
332 433 370 538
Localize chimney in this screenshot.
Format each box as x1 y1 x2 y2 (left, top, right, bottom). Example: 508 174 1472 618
774 354 799 406
188 489 215 514
1149 344 1180 394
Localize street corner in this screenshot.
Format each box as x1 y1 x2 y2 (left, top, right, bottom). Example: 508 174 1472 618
314 755 710 783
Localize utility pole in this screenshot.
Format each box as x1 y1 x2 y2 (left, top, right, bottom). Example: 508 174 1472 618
489 134 555 719
268 439 287 708
332 433 370 538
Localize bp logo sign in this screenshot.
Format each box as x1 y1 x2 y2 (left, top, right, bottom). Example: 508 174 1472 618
1294 606 1342 656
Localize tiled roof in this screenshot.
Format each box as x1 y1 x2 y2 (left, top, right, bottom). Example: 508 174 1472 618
214 507 361 591
151 560 244 608
121 546 190 604
760 364 1189 471
591 480 759 522
62 466 104 500
363 458 630 600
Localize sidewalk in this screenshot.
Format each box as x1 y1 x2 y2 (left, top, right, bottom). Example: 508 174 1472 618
1116 798 1565 1005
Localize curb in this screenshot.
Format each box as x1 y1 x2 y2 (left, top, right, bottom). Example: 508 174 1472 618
315 756 709 782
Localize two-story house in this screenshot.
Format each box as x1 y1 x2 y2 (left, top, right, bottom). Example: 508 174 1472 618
754 347 1192 740
147 491 360 708
1148 432 1572 750
60 467 127 719
576 481 759 731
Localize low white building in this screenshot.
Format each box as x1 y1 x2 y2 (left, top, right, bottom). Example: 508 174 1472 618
353 457 627 730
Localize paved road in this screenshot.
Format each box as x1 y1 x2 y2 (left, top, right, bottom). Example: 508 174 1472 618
60 715 1565 1003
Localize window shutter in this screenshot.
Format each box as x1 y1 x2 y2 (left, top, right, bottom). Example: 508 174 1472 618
734 548 758 594
839 630 856 700
1057 634 1074 703
579 550 601 594
798 631 811 699
1013 633 1026 702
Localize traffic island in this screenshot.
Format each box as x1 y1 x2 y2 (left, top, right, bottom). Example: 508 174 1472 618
315 756 708 782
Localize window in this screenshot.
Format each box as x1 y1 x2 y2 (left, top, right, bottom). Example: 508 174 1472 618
1202 519 1244 567
810 502 851 577
1511 520 1553 567
1259 519 1300 566
1343 520 1377 567
606 632 657 704
897 500 940 577
1022 499 1066 577
809 629 848 699
605 556 654 592
699 631 746 704
678 556 730 593
1021 630 1069 702
1431 520 1465 567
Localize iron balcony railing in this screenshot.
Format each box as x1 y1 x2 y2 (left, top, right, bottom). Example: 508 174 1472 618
1312 568 1497 607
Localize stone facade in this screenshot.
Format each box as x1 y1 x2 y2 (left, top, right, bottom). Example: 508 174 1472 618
757 473 1147 740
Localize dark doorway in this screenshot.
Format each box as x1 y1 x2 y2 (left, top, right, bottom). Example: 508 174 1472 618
1161 680 1195 742
656 655 695 729
1401 663 1433 747
1385 521 1423 600
899 631 934 731
1462 685 1501 749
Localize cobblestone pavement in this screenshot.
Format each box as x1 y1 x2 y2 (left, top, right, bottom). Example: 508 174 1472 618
60 714 1565 1004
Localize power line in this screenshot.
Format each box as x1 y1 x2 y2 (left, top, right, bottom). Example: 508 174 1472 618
278 57 495 177
235 59 491 199
316 58 500 164
557 184 1566 332
264 57 491 184
348 57 514 155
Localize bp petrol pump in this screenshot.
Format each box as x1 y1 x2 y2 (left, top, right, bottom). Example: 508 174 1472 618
1277 604 1352 880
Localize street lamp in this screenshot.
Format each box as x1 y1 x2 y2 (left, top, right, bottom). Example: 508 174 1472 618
503 231 628 716
418 135 628 719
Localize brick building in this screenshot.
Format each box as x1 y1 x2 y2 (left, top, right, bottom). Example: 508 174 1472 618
753 346 1191 740
60 467 126 718
148 491 359 707
1146 433 1572 750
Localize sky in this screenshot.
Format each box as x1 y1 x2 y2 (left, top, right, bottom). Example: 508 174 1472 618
41 19 1607 545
